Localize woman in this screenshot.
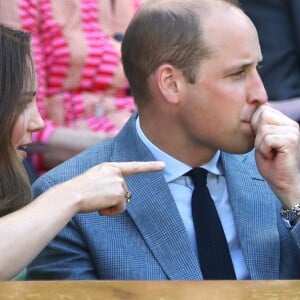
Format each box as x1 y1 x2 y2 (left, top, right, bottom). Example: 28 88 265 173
0 0 146 172
0 24 164 280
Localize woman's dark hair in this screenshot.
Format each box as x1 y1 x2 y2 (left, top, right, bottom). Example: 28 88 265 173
0 24 36 217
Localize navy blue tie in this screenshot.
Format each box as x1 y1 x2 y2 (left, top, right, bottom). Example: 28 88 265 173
187 168 236 279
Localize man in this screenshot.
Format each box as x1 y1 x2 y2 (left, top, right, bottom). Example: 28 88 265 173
26 0 300 280
239 0 300 122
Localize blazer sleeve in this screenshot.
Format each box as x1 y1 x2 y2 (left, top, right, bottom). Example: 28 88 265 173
25 176 98 280
26 219 98 280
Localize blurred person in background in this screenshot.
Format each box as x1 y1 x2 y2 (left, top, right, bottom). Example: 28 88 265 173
0 0 146 174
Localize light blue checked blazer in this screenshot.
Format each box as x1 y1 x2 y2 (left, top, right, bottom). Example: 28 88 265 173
26 113 300 280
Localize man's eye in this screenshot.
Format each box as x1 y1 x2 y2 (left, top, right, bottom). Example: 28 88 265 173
231 70 246 78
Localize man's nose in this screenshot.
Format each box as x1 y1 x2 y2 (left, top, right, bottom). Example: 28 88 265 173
247 71 268 105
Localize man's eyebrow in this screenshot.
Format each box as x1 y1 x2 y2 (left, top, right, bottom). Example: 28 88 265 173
225 59 263 72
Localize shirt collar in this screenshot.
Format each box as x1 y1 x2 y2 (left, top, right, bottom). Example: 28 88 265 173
136 117 223 183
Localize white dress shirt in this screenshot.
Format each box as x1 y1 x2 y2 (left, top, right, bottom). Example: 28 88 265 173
136 118 250 279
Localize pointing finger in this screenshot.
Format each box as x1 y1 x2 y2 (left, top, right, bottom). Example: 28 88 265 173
108 161 165 176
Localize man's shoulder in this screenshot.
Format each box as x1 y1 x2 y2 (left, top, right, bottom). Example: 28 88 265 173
33 139 117 191
32 115 142 193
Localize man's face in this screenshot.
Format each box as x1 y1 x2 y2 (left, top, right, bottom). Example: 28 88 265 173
179 8 268 155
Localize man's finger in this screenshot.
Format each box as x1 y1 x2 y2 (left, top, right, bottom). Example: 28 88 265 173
109 161 165 176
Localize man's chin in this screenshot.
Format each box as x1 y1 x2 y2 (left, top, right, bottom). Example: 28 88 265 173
224 139 255 154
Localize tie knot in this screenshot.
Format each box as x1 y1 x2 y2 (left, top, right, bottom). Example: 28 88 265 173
186 167 207 186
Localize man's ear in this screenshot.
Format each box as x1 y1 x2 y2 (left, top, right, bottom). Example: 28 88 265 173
155 64 183 104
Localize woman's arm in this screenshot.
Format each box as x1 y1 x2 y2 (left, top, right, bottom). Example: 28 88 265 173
0 161 164 280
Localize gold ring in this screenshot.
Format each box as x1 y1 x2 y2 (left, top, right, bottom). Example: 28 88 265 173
124 191 132 203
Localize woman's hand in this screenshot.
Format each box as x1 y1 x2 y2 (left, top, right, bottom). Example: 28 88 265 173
62 161 165 216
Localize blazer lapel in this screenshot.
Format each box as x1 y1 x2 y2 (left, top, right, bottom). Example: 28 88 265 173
112 115 202 279
221 151 280 279
127 172 202 279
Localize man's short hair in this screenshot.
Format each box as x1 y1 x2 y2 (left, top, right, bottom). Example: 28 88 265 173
122 0 237 105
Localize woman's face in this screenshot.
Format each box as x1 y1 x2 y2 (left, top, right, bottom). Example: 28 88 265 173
12 93 44 159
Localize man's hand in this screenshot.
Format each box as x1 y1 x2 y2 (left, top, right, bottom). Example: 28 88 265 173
250 104 300 208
